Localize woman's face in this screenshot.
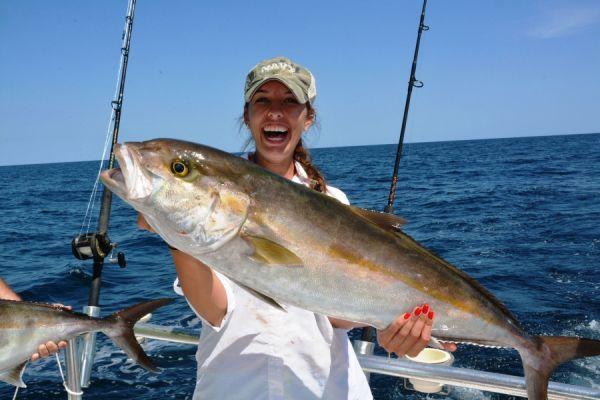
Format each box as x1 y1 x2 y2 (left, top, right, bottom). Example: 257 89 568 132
246 80 313 165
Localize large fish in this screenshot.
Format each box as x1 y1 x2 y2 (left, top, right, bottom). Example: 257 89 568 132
100 139 600 399
0 298 172 387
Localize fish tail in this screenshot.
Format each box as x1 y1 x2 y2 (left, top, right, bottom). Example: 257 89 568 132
102 298 173 373
520 335 600 399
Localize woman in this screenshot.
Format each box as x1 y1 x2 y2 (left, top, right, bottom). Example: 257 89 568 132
139 56 455 399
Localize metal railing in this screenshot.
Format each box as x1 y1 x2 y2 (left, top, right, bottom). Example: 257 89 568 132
131 323 599 400
63 323 599 399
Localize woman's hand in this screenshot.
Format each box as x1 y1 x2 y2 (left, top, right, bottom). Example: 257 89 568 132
31 304 71 361
138 213 156 233
377 304 457 358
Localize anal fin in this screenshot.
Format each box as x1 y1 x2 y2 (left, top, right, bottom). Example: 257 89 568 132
231 278 287 312
0 361 28 388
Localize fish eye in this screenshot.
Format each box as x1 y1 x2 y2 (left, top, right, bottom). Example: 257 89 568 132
171 160 189 177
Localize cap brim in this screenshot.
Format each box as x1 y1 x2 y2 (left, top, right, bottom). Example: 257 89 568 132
245 78 309 104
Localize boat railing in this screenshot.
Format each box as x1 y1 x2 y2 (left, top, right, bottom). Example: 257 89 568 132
135 323 600 400
61 322 599 399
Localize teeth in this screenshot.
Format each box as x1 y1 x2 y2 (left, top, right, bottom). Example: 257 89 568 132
263 125 287 133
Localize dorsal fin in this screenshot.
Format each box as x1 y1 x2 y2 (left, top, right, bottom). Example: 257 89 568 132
396 230 521 326
349 206 406 231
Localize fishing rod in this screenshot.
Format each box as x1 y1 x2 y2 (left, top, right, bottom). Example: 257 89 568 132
357 0 430 360
69 0 137 391
385 0 429 215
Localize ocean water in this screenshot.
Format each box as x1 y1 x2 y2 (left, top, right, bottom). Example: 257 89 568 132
0 133 598 399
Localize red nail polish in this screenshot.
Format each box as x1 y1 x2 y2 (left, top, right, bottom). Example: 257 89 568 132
403 312 411 320
422 304 429 314
415 307 422 316
428 311 434 319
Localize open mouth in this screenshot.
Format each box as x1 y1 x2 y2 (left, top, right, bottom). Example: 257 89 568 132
100 143 153 200
262 125 289 144
100 166 126 192
107 168 125 184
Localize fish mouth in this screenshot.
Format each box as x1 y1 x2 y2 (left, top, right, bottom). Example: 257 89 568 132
106 168 125 184
100 143 154 200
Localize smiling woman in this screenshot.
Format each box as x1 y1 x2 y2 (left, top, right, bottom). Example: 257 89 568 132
129 56 452 400
243 57 326 192
245 80 313 175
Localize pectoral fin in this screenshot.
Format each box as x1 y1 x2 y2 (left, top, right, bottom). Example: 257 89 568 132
349 206 406 231
242 234 303 267
0 361 28 388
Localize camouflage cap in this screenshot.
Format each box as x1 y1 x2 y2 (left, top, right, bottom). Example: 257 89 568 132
244 56 317 105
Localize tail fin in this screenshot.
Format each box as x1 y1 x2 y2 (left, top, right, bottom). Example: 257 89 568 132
520 336 600 399
102 298 173 373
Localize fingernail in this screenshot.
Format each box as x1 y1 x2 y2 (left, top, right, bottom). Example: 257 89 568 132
422 304 429 314
415 307 422 316
403 312 411 320
428 311 434 319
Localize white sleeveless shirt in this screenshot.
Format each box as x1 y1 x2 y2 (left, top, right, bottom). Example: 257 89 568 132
174 160 373 400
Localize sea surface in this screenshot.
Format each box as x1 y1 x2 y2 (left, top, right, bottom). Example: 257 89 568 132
0 133 598 399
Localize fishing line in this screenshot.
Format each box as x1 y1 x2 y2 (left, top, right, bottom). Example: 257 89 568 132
11 386 18 400
55 353 84 396
78 0 132 237
78 64 124 236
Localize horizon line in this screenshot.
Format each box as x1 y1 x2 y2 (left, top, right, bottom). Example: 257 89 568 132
1 131 598 168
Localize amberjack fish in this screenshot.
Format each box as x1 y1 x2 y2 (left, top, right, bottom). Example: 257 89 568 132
0 298 172 387
100 139 600 399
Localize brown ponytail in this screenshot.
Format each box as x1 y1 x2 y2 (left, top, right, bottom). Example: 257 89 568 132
294 139 327 193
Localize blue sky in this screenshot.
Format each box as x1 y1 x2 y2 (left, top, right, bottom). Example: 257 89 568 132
1 0 599 166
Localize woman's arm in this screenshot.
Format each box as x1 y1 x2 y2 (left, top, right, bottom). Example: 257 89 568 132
170 250 228 327
328 317 367 330
138 214 228 327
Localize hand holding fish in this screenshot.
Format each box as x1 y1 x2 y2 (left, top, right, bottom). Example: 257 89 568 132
0 298 172 388
1 279 70 362
31 340 67 361
377 304 457 357
30 304 71 362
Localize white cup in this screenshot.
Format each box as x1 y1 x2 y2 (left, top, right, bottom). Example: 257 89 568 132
405 348 454 393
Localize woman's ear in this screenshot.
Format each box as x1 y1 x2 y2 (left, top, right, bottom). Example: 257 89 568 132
304 108 315 131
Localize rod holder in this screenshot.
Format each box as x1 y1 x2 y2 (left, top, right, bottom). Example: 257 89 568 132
80 305 101 388
65 338 82 400
353 339 375 380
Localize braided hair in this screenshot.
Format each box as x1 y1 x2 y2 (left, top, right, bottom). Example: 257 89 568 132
292 138 326 193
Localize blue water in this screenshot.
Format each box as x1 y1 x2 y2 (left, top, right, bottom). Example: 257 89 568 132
1 133 598 399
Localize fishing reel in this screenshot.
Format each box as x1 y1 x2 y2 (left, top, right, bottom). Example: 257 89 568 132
71 232 126 268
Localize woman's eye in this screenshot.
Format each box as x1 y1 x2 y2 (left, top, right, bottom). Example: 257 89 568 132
254 97 268 104
284 97 298 104
171 160 189 177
